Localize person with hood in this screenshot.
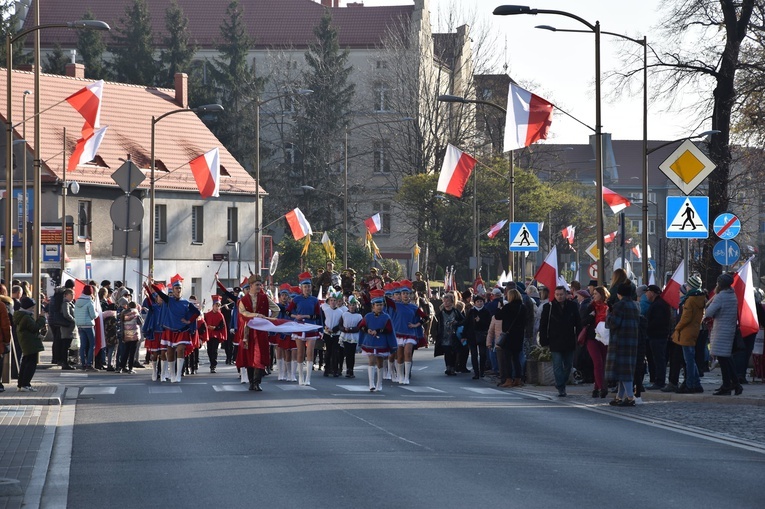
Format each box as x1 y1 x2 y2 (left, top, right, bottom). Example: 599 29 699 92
704 273 742 396
671 275 706 393
606 283 641 406
74 285 97 371
15 297 46 391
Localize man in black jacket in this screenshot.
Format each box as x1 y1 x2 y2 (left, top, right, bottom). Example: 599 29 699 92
644 284 673 390
539 286 582 397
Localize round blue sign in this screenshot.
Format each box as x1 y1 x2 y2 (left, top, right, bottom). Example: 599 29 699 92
713 239 740 266
713 213 741 240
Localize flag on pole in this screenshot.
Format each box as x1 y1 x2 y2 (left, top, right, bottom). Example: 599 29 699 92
557 275 570 292
632 244 642 259
364 213 382 234
67 126 108 171
285 208 312 240
61 272 87 299
437 144 476 198
662 260 685 310
65 80 104 137
300 235 311 257
92 287 106 357
561 225 575 245
604 231 618 244
534 246 558 291
188 147 220 198
647 244 653 259
411 243 421 277
603 187 632 214
733 258 760 337
487 219 508 239
504 83 554 151
321 231 336 260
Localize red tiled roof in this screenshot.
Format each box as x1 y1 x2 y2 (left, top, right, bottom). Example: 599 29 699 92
25 0 414 50
0 69 259 195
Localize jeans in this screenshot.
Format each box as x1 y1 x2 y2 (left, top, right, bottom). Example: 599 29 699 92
681 345 700 389
119 341 137 370
551 350 574 392
648 337 668 386
78 327 95 367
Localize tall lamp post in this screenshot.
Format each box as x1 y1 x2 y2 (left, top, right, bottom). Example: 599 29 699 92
342 117 413 268
254 89 313 276
437 94 512 275
149 103 224 277
494 5 605 284
5 12 109 291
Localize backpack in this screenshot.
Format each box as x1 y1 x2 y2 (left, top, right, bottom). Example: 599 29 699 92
48 288 67 326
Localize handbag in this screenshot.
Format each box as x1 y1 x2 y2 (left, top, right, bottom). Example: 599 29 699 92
577 325 589 346
595 322 610 346
496 309 520 348
732 327 745 352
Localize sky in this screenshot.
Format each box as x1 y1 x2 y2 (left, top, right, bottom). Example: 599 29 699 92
349 0 711 145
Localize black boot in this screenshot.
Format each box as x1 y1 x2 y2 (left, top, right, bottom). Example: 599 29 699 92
713 385 732 396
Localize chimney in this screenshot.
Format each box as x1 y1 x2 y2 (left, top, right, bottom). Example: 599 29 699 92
65 63 85 79
17 64 35 72
320 0 331 6
174 72 188 108
334 0 339 6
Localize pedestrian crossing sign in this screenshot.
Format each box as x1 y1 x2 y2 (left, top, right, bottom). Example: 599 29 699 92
666 196 709 239
509 222 539 252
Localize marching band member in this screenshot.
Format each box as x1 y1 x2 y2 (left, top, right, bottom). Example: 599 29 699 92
359 289 397 391
204 295 227 373
274 284 293 381
286 272 322 386
339 296 363 378
389 280 427 385
236 275 279 391
142 283 166 381
153 274 200 383
320 289 346 377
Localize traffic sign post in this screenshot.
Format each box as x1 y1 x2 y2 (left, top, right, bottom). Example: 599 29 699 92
659 139 716 194
585 240 606 261
509 222 539 252
713 239 740 267
666 196 709 239
712 212 741 240
588 262 598 280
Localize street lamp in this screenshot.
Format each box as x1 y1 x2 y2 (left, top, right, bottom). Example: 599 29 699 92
494 5 605 284
149 103 224 277
254 89 313 276
5 9 109 290
21 90 30 272
343 117 413 268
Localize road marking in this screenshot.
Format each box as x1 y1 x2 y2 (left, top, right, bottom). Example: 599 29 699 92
212 384 248 392
462 387 514 395
80 387 117 395
275 385 316 391
149 386 182 394
336 385 374 392
399 386 445 393
59 373 88 378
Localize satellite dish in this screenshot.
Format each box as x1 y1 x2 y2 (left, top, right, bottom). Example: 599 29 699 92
269 251 280 276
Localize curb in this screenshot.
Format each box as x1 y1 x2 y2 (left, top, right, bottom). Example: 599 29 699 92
0 384 65 406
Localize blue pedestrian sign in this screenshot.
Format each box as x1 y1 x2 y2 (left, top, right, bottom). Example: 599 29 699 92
509 222 539 252
666 196 709 239
713 239 740 266
712 212 741 240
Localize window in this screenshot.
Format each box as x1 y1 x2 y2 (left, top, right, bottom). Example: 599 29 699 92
192 206 204 243
648 220 656 235
372 202 391 234
373 140 390 173
191 277 202 300
227 207 238 243
77 200 91 240
631 219 642 234
154 204 167 243
648 192 657 204
373 83 391 112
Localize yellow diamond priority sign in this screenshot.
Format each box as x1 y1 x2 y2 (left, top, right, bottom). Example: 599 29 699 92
658 139 716 194
585 240 606 262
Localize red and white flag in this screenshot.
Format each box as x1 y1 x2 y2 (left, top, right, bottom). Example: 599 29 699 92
67 126 108 171
487 219 508 239
189 147 220 198
504 83 554 151
285 207 312 240
561 225 575 245
662 260 685 310
534 246 558 292
65 80 104 137
437 144 476 198
603 187 631 214
603 231 618 244
632 244 642 259
92 286 106 357
61 272 87 299
733 258 759 337
364 213 382 234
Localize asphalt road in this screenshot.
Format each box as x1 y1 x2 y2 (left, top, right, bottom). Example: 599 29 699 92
46 350 764 508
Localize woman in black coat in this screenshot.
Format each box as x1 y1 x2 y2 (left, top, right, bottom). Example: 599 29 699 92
495 288 526 387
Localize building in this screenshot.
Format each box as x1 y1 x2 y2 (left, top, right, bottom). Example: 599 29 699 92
0 65 259 294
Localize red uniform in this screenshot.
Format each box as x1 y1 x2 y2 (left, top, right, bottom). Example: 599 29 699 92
235 292 271 370
204 310 227 342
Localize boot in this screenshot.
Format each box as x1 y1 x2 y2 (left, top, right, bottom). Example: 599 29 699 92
386 358 395 381
298 361 305 385
499 379 514 388
254 369 264 391
304 361 312 386
150 360 157 382
512 378 524 387
403 361 412 385
240 368 249 385
161 359 169 382
396 362 405 384
368 365 376 391
376 363 384 392
277 359 285 381
167 358 176 382
174 358 184 383
289 360 298 382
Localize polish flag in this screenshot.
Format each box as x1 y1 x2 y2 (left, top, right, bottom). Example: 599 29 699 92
662 260 684 310
603 187 631 214
65 80 104 137
437 144 476 198
504 83 554 151
604 231 618 244
534 246 558 292
285 207 312 240
632 244 642 259
67 126 108 171
189 148 220 198
93 289 106 357
487 219 508 239
561 225 575 245
733 258 760 337
61 272 87 299
364 213 382 234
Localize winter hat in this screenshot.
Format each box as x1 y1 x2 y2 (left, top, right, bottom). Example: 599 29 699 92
717 273 734 288
526 286 540 299
686 275 703 291
20 296 35 310
576 290 590 299
118 297 129 307
647 284 662 294
82 285 92 296
617 282 633 297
